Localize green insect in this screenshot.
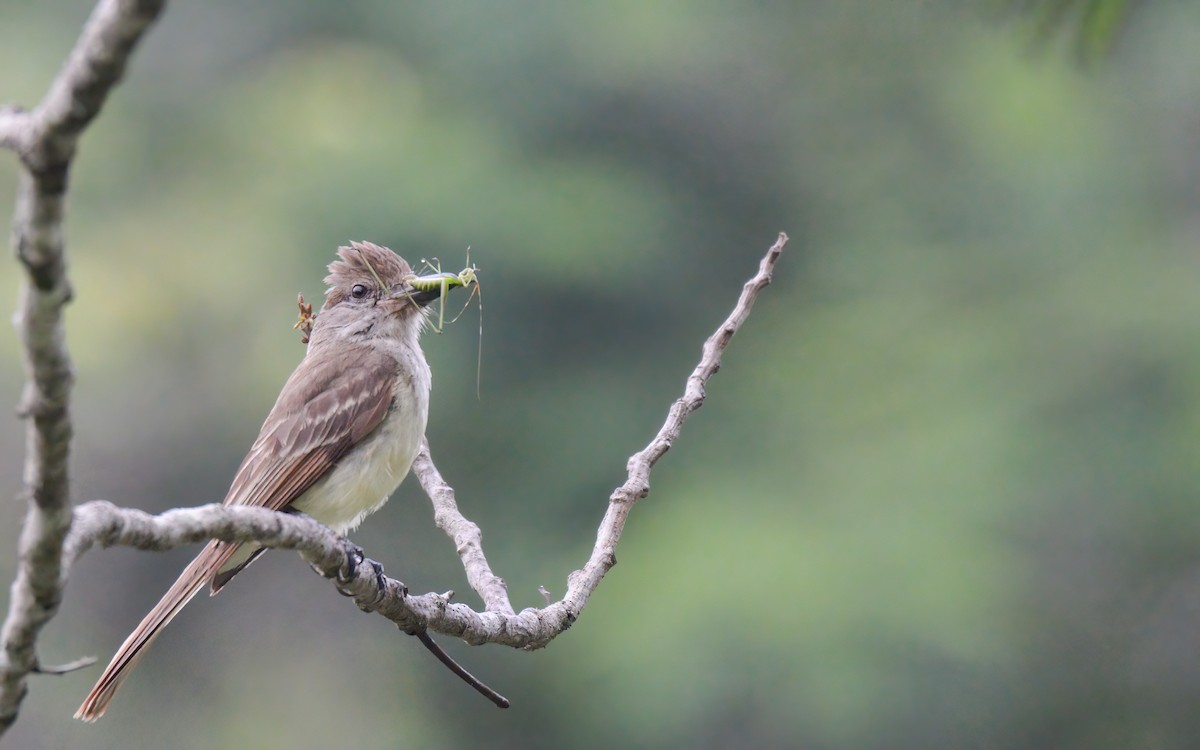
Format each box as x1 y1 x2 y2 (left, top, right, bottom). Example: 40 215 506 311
403 254 484 397
404 261 479 334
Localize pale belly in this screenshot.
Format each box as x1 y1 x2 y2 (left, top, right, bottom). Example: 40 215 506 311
290 395 427 534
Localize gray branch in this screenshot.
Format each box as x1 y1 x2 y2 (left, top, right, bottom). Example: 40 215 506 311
561 233 787 613
414 441 516 615
0 0 166 736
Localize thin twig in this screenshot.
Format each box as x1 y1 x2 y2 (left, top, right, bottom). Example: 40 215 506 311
32 657 98 676
414 632 510 709
558 234 787 616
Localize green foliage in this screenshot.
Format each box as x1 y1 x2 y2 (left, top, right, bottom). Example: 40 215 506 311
1005 0 1138 60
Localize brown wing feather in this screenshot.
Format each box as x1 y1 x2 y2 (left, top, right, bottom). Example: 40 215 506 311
207 373 394 594
76 344 398 721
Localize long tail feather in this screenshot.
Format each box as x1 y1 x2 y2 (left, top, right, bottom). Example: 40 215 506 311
74 540 243 721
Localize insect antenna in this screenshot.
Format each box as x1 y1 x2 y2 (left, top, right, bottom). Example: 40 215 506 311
445 272 483 399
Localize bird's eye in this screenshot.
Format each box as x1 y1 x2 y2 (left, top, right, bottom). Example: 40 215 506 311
351 284 369 299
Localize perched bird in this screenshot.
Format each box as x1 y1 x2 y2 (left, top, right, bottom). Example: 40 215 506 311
77 241 450 721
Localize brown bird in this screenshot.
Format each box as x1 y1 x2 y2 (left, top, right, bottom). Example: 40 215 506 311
76 242 448 721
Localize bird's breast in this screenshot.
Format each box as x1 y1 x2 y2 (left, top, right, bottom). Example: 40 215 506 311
291 364 430 534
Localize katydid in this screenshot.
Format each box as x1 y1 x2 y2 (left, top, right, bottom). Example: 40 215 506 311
403 254 483 397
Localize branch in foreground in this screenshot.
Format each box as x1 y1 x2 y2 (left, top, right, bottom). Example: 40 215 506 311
0 0 166 736
60 232 787 656
64 500 543 652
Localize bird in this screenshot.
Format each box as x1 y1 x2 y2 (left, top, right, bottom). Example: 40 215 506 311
76 241 450 721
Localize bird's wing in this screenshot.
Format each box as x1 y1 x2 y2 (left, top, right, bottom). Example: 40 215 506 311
203 343 397 591
224 343 398 512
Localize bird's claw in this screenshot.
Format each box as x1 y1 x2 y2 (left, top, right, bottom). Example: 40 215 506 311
335 544 394 609
335 543 367 596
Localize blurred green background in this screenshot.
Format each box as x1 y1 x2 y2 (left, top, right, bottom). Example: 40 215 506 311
3 1 1200 748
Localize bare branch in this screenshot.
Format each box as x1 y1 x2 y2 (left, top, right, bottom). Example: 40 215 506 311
60 498 561 647
0 0 166 736
414 440 515 615
560 232 788 614
32 656 97 676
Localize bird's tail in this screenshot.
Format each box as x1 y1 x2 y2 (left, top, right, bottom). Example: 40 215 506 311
74 539 243 721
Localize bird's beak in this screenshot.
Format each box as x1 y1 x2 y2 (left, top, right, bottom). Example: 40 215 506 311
385 283 441 310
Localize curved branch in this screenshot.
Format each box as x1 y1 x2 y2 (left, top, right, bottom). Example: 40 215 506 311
63 500 567 646
560 232 787 614
0 0 166 736
414 441 515 615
